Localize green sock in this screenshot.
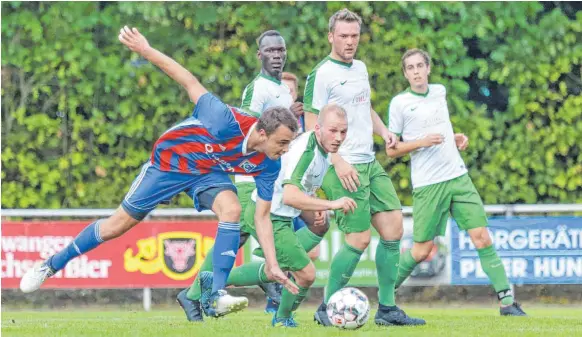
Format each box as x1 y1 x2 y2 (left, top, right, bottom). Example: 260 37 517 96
395 249 418 289
477 245 514 305
226 261 268 286
277 283 309 319
186 247 215 300
295 226 323 252
324 244 363 303
376 239 400 306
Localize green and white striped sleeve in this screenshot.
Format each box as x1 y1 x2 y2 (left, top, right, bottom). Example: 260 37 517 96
240 78 263 116
304 62 328 115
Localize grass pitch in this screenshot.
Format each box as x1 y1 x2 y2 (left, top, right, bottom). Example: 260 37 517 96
2 306 581 337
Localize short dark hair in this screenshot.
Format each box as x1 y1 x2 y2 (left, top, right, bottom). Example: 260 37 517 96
401 48 431 71
256 30 282 47
257 106 298 135
329 8 362 33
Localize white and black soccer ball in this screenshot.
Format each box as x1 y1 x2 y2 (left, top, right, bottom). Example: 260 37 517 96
326 287 370 330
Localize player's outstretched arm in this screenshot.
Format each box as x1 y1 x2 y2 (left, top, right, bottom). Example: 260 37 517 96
254 197 299 295
386 134 444 159
118 26 208 104
282 184 356 214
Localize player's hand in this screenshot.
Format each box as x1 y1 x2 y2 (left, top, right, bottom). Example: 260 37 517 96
265 263 299 295
330 197 357 214
290 102 304 118
455 133 469 151
313 211 327 227
422 133 444 147
383 131 399 149
118 26 150 55
334 157 360 193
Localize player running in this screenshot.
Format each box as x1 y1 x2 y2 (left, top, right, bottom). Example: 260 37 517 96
179 30 326 321
387 48 526 316
20 26 300 317
199 104 355 328
303 9 425 326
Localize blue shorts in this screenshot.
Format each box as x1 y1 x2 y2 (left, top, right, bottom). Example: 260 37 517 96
121 162 236 220
292 216 308 231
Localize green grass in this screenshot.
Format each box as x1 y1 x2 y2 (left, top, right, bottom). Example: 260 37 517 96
2 306 581 337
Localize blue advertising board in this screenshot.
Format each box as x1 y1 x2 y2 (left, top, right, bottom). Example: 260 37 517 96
451 217 582 285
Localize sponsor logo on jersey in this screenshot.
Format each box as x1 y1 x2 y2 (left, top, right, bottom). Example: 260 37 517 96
351 89 370 105
239 160 257 173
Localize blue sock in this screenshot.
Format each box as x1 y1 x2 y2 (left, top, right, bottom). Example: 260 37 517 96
48 220 105 271
212 222 241 293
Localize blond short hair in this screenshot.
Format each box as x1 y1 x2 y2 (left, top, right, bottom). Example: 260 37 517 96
329 8 362 33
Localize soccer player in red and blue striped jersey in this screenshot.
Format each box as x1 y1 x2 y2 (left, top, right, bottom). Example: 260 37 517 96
20 26 300 317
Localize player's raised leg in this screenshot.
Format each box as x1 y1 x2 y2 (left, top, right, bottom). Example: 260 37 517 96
20 209 138 293
21 163 195 293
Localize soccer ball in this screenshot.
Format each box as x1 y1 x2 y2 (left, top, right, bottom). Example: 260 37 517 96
326 287 370 330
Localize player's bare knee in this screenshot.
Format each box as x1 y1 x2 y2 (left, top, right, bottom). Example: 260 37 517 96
308 245 321 261
412 241 434 261
346 231 371 251
469 227 492 249
372 210 403 240
308 220 329 236
296 262 316 287
216 202 242 223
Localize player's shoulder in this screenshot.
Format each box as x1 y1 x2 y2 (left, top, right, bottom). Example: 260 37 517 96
290 131 315 152
244 74 268 90
352 59 368 71
429 83 447 95
309 56 336 76
389 88 412 108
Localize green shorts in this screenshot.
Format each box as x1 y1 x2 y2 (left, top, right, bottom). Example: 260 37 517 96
241 201 311 272
412 173 488 243
236 181 256 222
321 159 401 234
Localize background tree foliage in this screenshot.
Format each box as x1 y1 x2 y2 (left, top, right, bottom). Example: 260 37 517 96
2 2 581 208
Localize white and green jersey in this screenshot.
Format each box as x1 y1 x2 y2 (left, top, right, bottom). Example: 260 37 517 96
304 56 374 164
251 131 329 218
388 84 467 188
240 73 294 117
237 73 294 184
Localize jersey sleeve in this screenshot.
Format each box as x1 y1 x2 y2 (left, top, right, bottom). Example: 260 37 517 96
254 159 281 201
192 93 240 139
240 81 263 117
303 68 328 114
387 98 404 136
282 146 314 192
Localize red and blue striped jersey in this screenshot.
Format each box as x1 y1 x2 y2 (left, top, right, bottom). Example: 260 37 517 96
149 93 280 201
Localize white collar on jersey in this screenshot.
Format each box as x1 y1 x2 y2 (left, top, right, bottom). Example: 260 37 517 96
242 122 258 156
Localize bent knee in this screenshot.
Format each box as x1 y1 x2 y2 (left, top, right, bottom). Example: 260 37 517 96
297 262 316 286
346 231 371 251
412 241 434 261
469 228 492 249
308 245 321 261
217 203 242 222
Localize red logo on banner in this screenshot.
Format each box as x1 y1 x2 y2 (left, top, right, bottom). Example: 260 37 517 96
1 221 243 289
